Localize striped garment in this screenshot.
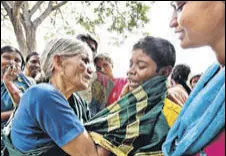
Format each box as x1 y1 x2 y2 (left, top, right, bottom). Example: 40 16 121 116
85 76 169 156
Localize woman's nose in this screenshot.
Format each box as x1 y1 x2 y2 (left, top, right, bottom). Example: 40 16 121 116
87 64 95 74
169 11 178 28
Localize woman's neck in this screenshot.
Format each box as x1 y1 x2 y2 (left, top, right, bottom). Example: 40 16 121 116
50 74 74 99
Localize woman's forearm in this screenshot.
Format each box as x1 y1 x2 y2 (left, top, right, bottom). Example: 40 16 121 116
4 80 22 106
1 110 13 122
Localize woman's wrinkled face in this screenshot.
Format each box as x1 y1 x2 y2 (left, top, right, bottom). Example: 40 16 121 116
169 1 225 49
26 55 41 78
60 51 94 91
1 52 22 80
127 49 157 91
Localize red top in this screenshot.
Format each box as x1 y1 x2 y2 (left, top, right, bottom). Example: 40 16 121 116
106 78 127 106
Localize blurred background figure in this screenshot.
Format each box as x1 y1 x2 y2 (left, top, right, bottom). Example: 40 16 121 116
76 33 98 58
167 64 191 106
1 45 34 156
24 52 41 80
189 73 202 89
90 53 127 116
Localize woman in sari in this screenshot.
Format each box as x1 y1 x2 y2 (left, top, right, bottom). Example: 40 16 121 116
162 2 225 156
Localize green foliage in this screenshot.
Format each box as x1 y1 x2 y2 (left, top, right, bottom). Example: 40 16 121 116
1 1 154 48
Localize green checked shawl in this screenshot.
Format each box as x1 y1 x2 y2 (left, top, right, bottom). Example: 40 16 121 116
85 75 169 156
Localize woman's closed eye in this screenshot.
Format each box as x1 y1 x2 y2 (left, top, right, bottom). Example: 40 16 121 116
82 57 90 64
175 1 187 12
171 1 187 12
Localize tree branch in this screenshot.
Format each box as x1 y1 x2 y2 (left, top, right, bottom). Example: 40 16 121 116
33 1 68 27
21 1 29 16
13 1 24 22
29 1 44 16
7 1 14 8
1 1 12 17
52 1 68 10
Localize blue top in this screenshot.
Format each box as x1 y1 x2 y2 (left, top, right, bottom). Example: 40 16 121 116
11 83 85 152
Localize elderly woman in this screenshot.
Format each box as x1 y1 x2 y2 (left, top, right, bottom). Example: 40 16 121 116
3 38 100 156
162 1 225 156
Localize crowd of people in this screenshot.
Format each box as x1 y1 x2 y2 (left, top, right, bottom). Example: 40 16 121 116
1 1 224 156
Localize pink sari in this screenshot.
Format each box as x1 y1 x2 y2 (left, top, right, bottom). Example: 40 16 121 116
195 130 225 156
105 78 127 107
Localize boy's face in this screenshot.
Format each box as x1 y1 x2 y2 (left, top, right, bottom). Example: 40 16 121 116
127 49 158 91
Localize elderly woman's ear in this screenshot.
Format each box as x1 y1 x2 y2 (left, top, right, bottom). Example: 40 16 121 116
53 55 63 72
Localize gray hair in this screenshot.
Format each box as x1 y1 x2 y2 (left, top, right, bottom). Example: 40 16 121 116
41 38 92 81
94 53 113 67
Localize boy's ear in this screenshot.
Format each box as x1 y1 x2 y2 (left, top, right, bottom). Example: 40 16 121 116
158 66 173 77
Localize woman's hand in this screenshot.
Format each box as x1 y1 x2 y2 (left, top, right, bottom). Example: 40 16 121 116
3 64 20 83
3 65 22 106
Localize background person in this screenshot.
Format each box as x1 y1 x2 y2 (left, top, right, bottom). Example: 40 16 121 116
189 73 202 89
167 64 191 106
90 53 127 116
1 46 34 156
24 52 41 80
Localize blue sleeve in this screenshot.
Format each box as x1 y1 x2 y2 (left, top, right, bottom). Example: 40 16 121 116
27 84 85 147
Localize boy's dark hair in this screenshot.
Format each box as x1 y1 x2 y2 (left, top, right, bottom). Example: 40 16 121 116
1 46 25 70
133 36 176 72
171 64 191 94
76 33 98 56
26 52 39 63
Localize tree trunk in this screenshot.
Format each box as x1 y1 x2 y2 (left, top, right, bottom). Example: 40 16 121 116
24 22 37 55
2 1 68 56
10 16 27 55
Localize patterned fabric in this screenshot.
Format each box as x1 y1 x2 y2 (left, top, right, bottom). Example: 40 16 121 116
68 93 91 124
85 76 169 156
90 72 114 116
162 63 225 156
